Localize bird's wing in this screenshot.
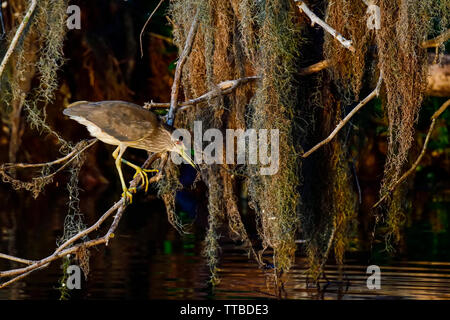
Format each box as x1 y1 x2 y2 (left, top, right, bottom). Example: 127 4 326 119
64 101 160 142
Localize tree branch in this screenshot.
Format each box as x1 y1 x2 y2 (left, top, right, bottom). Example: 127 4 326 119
294 1 355 52
139 0 166 58
166 8 200 126
0 253 35 265
0 0 38 79
0 148 165 288
145 76 259 110
302 73 383 158
373 99 450 208
299 60 330 76
1 139 97 170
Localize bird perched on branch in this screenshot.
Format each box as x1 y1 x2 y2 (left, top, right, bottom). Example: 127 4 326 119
63 100 195 203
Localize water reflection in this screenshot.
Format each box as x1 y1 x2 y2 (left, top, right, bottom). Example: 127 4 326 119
1 186 450 300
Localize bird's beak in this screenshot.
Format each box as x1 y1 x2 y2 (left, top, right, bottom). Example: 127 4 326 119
179 148 197 170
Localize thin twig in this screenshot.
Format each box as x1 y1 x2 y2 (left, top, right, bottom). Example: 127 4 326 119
315 224 337 281
1 139 97 170
0 175 163 287
352 161 362 205
178 76 259 112
373 99 450 208
166 8 200 126
0 0 37 79
0 253 35 265
294 1 355 52
139 0 166 58
302 74 383 158
0 139 97 193
0 266 48 289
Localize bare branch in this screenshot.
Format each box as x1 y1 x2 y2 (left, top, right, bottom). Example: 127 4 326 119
1 139 97 170
294 1 355 52
178 76 259 112
373 99 450 208
0 0 38 79
166 8 200 126
0 253 35 265
1 238 109 287
299 60 330 76
55 199 124 254
302 74 383 158
139 0 166 58
145 76 259 110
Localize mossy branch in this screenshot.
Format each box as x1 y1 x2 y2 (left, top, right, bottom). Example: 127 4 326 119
0 139 97 198
0 153 165 288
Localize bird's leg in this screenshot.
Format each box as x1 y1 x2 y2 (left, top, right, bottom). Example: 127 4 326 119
120 158 158 193
113 145 133 204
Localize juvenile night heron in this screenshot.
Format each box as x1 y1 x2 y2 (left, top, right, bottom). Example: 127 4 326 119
63 100 194 203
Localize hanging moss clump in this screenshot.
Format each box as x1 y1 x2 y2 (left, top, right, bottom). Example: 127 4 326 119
1 0 87 255
166 0 261 283
324 0 372 101
246 0 303 272
376 0 449 241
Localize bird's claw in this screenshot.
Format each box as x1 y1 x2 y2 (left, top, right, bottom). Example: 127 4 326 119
128 186 138 193
132 168 159 193
122 189 134 204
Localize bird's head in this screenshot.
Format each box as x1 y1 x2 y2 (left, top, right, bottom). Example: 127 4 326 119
170 137 197 169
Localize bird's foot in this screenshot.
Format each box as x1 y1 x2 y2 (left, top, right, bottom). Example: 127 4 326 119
122 189 134 204
128 186 138 193
132 168 159 192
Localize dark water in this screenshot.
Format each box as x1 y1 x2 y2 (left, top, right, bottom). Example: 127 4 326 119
1 186 450 300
